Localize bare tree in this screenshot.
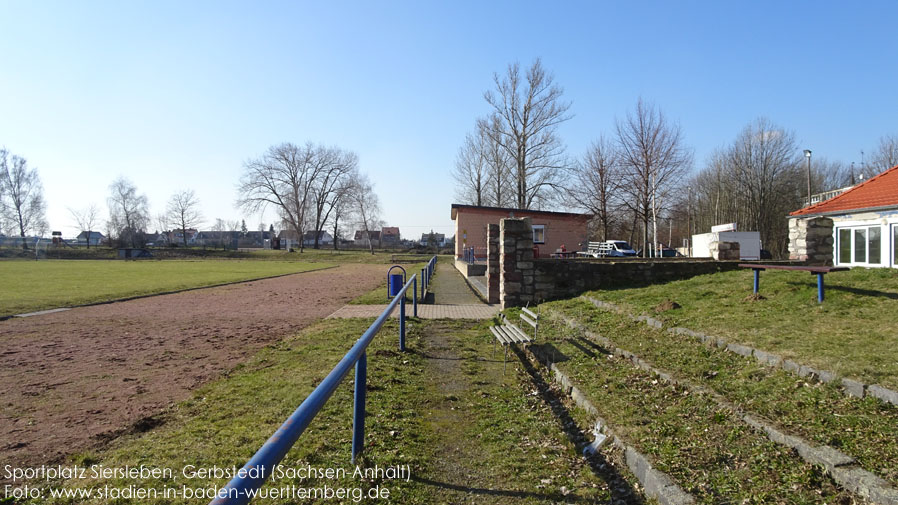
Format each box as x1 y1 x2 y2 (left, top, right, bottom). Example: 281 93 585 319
452 130 488 206
870 134 898 172
686 118 804 257
480 58 572 209
616 99 692 256
68 204 101 249
0 149 48 249
481 115 515 207
166 189 203 247
107 177 149 248
567 137 622 241
329 183 354 251
309 147 358 249
348 173 382 255
239 142 353 253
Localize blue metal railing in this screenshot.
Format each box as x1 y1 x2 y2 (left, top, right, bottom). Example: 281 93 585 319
462 247 485 265
420 255 436 301
209 273 420 505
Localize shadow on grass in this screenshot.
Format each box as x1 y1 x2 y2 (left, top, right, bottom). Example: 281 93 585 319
785 280 898 300
511 345 645 505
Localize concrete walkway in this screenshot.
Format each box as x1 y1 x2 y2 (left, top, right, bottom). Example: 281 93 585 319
327 260 499 320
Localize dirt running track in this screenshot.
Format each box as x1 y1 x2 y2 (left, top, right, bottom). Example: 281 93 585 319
0 263 383 475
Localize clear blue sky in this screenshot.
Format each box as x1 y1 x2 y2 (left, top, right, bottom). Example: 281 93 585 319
2 0 896 238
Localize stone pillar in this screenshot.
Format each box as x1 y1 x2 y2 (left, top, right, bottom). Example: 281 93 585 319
788 217 834 265
486 224 500 304
709 241 740 260
499 218 536 308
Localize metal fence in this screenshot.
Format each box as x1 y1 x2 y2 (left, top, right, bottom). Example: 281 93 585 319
209 256 437 505
462 246 486 265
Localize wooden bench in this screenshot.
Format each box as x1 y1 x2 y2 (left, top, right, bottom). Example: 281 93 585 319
490 305 539 373
738 263 849 303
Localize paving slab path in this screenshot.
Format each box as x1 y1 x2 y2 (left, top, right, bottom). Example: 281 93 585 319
328 260 499 320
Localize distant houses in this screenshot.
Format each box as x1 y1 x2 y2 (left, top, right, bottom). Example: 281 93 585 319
354 229 381 248
419 230 450 247
75 231 105 247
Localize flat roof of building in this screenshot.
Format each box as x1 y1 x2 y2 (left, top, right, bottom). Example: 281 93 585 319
450 203 592 221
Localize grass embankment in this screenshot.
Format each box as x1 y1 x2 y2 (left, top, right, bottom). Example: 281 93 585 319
0 260 329 317
550 298 898 487
36 318 633 504
590 267 898 389
526 308 854 504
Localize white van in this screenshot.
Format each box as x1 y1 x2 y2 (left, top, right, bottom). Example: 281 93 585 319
579 240 638 258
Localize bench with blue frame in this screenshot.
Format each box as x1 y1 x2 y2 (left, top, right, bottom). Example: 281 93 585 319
738 263 849 303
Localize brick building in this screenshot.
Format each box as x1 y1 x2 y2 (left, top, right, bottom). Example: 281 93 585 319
451 204 591 259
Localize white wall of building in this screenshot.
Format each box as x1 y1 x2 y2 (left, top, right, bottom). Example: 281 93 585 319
691 231 762 260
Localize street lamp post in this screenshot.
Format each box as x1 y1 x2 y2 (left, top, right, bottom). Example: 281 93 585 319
804 149 812 207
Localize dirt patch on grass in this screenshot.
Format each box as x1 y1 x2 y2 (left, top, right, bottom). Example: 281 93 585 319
0 263 383 475
742 293 767 302
653 299 681 312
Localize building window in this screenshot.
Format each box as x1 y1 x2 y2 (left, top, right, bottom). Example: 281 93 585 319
894 225 898 266
532 225 546 244
836 225 883 265
839 229 851 264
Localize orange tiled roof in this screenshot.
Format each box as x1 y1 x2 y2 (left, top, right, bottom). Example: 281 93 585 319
790 164 898 216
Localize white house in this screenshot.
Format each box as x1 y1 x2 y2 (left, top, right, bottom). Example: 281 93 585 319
789 164 898 268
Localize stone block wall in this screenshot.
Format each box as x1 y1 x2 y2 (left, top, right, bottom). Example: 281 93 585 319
499 218 536 308
496 217 743 307
528 259 741 302
710 241 740 260
788 217 834 265
487 224 500 304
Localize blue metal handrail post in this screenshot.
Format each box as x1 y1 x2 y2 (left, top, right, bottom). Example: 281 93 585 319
209 274 418 505
351 352 367 462
399 295 406 351
413 278 417 317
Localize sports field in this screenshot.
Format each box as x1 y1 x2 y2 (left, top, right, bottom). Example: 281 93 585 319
0 259 331 317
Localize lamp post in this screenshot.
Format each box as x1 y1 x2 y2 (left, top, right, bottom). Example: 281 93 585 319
804 149 812 207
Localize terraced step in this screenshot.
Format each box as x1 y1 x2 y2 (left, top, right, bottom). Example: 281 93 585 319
546 297 898 496
524 306 861 504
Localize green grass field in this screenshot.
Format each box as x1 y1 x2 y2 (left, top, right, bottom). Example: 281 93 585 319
588 267 898 389
0 259 330 317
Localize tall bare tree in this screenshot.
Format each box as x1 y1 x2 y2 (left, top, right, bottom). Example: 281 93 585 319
567 137 622 241
482 115 515 207
687 118 804 257
68 204 101 249
480 58 572 209
452 130 488 206
348 173 382 255
0 149 48 249
616 99 692 256
166 189 203 247
870 134 898 172
309 146 358 249
239 142 357 253
107 177 149 248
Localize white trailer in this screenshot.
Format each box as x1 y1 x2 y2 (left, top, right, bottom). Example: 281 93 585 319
691 231 762 260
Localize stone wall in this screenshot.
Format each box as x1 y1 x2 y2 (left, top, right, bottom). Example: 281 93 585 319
788 217 834 265
497 217 742 308
527 259 742 304
709 241 740 260
499 218 536 307
487 224 500 304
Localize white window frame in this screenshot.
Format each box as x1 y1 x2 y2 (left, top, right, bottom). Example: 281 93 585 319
836 224 883 266
532 224 546 244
